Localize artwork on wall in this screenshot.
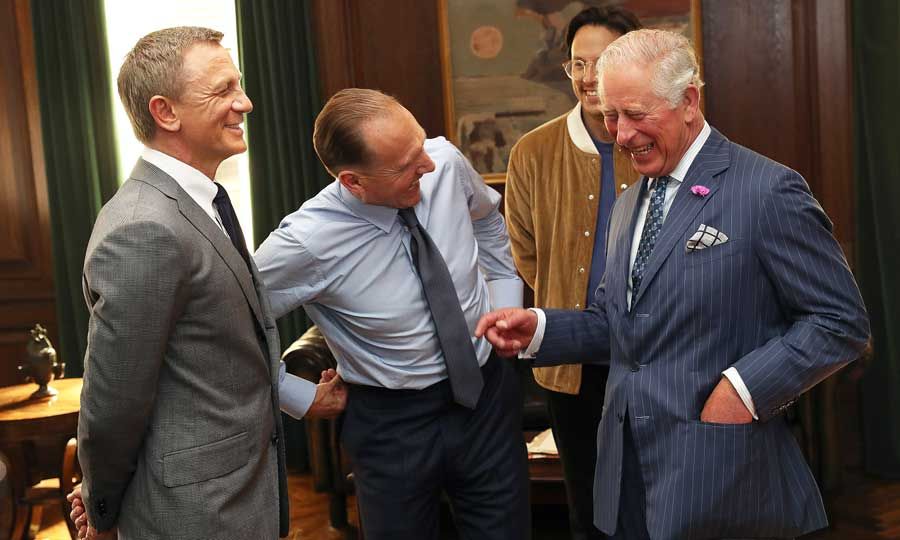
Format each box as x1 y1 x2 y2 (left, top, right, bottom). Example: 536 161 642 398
438 0 701 183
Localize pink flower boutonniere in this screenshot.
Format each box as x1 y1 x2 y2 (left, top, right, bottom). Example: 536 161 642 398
691 185 710 197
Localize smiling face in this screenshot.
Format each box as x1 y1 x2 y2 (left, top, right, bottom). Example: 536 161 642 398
172 43 252 175
570 24 622 124
599 62 701 177
347 106 436 209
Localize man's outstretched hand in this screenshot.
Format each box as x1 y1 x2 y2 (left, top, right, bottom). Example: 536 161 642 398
475 308 538 357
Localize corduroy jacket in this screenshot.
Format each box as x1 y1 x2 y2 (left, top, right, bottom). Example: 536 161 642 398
505 103 640 393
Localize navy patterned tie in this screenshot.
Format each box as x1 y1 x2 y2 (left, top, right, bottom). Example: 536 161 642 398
630 176 670 309
399 207 484 409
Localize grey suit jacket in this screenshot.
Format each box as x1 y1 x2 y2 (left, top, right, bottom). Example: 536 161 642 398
537 128 870 539
79 159 289 539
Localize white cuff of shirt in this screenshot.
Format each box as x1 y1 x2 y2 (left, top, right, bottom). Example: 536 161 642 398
519 308 546 359
487 278 524 309
722 367 758 420
278 362 317 419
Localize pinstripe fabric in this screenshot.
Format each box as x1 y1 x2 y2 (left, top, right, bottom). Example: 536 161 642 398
535 128 869 539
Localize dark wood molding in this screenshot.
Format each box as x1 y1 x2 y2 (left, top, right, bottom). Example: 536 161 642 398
0 0 57 386
309 0 355 100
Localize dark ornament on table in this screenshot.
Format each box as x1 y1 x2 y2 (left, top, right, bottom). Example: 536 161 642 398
18 324 65 400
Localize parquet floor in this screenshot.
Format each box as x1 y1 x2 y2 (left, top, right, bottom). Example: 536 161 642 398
33 470 900 539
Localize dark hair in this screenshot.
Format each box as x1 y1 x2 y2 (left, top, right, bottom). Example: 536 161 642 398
564 6 642 57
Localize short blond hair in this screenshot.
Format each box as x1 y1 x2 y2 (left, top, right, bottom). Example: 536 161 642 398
313 88 401 176
118 26 223 143
599 28 704 107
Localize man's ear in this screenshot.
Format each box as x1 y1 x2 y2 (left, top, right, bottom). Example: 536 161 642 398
148 95 180 133
682 85 701 123
337 170 365 199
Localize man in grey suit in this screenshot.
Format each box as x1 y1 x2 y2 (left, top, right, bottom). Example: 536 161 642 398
477 29 869 539
72 27 345 540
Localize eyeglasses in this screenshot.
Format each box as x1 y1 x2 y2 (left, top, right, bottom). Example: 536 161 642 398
562 59 599 80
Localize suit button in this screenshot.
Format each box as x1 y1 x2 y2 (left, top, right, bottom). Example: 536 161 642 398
617 413 624 423
631 363 640 372
97 499 107 516
272 434 279 446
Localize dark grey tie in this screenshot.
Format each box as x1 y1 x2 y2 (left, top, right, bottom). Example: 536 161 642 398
399 207 484 408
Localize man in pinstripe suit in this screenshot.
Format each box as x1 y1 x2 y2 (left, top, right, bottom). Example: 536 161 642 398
477 29 869 540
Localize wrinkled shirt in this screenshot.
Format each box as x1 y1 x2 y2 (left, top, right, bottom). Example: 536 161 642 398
255 137 523 389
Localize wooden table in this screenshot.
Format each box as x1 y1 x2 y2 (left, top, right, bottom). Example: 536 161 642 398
0 378 81 540
524 430 567 506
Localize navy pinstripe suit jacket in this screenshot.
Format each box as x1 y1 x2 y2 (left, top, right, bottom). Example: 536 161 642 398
536 127 869 539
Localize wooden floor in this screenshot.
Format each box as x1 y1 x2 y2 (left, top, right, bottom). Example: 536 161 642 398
32 470 900 539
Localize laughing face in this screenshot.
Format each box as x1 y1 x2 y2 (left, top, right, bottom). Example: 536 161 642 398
349 106 436 209
599 62 700 178
570 24 622 127
173 43 252 177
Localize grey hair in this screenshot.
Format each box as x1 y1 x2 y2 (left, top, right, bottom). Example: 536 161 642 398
598 28 704 107
117 26 224 143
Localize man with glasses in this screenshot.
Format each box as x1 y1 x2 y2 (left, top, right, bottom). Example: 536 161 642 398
254 88 529 539
504 6 640 539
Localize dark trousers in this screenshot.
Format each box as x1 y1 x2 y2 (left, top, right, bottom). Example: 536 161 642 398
545 364 609 540
342 357 530 540
610 416 650 540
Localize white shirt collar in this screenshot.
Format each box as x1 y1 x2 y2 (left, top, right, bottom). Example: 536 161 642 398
652 121 711 186
141 147 219 221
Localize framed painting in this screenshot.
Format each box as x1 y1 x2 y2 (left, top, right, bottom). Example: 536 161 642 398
437 0 702 184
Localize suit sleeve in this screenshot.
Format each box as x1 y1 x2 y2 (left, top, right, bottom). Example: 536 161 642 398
733 169 869 421
534 281 612 366
78 220 186 531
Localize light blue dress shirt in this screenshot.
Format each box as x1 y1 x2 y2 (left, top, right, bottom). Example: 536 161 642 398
255 137 523 390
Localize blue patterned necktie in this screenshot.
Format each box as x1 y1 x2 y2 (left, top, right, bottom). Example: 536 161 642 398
399 207 484 409
630 176 670 309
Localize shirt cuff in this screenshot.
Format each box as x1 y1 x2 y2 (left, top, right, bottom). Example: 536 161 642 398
722 367 758 420
487 278 524 309
278 362 317 419
519 308 546 359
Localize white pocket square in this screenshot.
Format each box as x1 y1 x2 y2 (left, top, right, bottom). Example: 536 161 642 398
686 224 728 252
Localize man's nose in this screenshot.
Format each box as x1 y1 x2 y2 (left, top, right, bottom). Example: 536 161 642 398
233 91 253 113
615 118 634 146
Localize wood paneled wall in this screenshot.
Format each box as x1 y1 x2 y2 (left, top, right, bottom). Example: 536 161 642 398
310 0 853 245
309 0 446 138
0 0 57 387
702 0 854 254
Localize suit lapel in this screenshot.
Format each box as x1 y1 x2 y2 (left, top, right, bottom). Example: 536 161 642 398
131 159 268 337
630 129 731 308
613 179 647 309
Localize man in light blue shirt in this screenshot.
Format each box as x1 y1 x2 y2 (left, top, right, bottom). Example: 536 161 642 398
255 88 529 539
